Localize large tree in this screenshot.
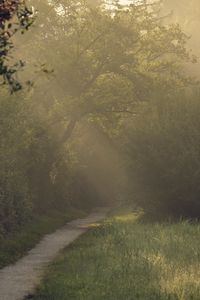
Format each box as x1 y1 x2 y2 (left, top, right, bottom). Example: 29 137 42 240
35 0 194 145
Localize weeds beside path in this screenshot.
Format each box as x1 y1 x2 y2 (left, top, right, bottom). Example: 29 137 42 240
0 208 87 269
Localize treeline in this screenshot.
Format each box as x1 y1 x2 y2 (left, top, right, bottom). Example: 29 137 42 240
1 0 200 236
0 90 88 235
124 90 200 218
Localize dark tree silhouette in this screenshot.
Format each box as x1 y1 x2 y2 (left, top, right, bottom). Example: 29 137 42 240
0 0 34 92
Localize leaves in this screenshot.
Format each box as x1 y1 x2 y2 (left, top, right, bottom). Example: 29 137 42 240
0 0 35 92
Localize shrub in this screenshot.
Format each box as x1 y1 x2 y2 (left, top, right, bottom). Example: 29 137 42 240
126 90 200 218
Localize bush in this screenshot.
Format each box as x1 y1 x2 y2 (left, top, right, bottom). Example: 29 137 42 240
0 89 93 235
126 90 200 218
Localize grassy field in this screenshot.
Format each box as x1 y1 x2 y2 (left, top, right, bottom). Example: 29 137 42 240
0 208 86 269
31 210 200 300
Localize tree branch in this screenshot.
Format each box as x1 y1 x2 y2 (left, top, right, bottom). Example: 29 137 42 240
59 117 78 145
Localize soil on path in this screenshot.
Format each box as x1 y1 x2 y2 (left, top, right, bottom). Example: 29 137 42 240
0 208 109 300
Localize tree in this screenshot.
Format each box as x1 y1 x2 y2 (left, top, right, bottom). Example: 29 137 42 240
162 0 200 76
30 0 194 149
0 0 35 92
0 0 196 231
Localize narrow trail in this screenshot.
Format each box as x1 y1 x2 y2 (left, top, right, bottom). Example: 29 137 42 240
0 208 109 300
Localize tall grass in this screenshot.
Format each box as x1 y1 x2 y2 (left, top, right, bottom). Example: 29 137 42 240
31 212 200 300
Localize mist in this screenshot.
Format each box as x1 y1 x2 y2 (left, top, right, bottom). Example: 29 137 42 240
1 0 200 240
160 0 200 77
1 1 200 299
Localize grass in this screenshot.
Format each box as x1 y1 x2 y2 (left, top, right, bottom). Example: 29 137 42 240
0 208 87 269
31 210 200 300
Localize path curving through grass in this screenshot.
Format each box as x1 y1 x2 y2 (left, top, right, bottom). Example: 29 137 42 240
0 208 109 300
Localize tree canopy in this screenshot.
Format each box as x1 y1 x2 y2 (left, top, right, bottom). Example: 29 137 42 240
27 0 194 145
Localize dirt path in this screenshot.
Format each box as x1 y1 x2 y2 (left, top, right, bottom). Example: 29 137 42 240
0 208 109 300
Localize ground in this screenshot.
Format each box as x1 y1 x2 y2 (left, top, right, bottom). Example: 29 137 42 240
0 208 108 300
0 208 86 269
31 209 200 300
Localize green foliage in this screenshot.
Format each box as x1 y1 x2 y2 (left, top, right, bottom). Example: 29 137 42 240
0 91 33 233
30 212 200 300
0 80 97 235
0 0 35 92
125 90 200 217
30 0 193 137
0 88 76 234
0 0 198 236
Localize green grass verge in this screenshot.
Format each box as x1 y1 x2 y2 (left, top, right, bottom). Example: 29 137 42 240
31 211 200 300
0 208 87 269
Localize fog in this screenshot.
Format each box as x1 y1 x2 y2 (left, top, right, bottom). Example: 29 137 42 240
161 0 200 77
1 4 200 300
2 0 200 241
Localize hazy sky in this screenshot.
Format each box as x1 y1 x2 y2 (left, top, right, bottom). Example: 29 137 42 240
119 0 138 5
120 0 135 3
